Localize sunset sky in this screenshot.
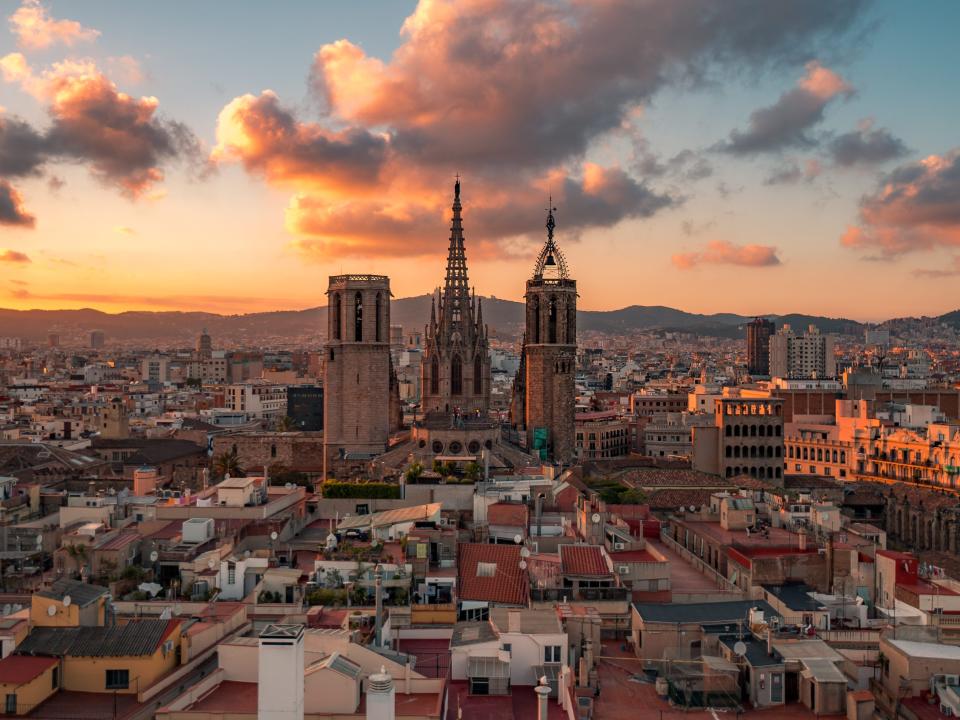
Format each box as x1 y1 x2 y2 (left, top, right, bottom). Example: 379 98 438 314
1 0 959 320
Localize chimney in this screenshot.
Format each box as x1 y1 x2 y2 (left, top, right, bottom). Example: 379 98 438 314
578 656 588 688
535 677 551 720
798 532 806 551
508 609 521 634
257 624 305 720
367 666 396 720
585 638 594 672
536 493 545 539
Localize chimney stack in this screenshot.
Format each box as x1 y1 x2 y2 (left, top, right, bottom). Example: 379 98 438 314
535 677 551 720
367 666 396 720
798 532 807 551
578 656 588 688
257 624 305 720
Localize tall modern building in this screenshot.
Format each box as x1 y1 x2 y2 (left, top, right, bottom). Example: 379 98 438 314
516 206 578 463
89 329 106 349
287 385 323 431
323 274 393 476
746 317 774 376
196 328 213 359
420 180 491 416
769 324 837 379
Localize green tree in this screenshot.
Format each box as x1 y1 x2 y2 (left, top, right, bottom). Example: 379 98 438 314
464 461 481 481
405 462 424 484
619 488 648 505
213 448 245 479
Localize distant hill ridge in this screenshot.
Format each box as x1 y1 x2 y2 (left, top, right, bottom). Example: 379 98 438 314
0 297 954 345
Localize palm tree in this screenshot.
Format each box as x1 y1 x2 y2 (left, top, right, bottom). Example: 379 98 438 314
213 448 244 479
277 415 296 432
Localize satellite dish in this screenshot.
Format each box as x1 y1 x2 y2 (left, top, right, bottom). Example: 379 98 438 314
518 561 528 570
270 531 279 541
47 605 57 617
689 505 696 512
733 641 747 657
62 596 72 607
591 513 601 523
35 535 43 546
150 551 159 562
520 547 531 558
208 557 217 570
513 534 523 545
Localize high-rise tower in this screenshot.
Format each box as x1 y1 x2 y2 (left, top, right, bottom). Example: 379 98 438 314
421 180 491 416
746 317 774 376
323 274 393 476
520 206 577 463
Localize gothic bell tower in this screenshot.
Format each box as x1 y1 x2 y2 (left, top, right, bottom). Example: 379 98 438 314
521 206 577 463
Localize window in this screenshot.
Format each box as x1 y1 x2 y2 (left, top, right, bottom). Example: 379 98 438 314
430 355 439 395
545 645 561 663
451 354 462 395
548 297 558 343
354 292 363 342
52 666 58 689
106 669 129 690
477 562 496 577
332 293 342 340
501 643 512 653
5 695 14 714
474 354 483 395
375 292 383 343
227 563 236 585
531 295 540 343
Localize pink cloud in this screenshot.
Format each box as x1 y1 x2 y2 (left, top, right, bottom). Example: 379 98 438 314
672 240 781 270
8 0 99 51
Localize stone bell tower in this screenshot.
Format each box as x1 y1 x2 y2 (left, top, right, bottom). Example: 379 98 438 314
521 205 577 464
323 274 393 476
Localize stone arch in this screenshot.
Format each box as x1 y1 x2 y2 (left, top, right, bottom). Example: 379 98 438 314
430 355 439 395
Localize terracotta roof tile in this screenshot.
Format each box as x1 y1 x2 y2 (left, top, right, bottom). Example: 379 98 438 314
457 543 528 606
560 545 610 577
0 655 58 684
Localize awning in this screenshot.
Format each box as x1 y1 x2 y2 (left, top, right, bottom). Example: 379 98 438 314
468 656 510 679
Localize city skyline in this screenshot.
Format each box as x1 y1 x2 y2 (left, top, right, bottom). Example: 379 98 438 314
1 0 959 321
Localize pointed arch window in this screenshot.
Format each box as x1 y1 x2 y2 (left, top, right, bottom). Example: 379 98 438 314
375 292 383 342
451 354 463 395
566 302 576 344
332 293 342 340
474 354 483 395
548 296 557 344
354 292 363 342
531 296 540 343
430 355 439 395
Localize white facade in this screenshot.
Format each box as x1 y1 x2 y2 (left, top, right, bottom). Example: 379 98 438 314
769 325 837 380
225 382 288 420
258 624 305 720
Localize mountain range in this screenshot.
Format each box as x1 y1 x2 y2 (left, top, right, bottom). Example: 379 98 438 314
0 297 955 347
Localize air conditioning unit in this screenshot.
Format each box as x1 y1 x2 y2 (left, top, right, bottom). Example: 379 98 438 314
618 565 630 575
614 542 625 550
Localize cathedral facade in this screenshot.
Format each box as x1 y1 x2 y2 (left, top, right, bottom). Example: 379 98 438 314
420 180 492 417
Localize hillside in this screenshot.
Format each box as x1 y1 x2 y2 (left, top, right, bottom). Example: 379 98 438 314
0 300 950 347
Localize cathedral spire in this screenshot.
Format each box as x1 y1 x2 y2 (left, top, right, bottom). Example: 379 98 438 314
533 199 569 280
443 177 470 327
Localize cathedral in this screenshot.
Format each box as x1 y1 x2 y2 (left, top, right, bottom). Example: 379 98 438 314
420 179 492 418
322 178 577 478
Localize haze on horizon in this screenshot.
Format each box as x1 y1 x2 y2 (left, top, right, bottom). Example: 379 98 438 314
1 0 958 322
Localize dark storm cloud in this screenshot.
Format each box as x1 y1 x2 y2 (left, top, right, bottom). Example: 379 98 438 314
827 121 908 167
0 180 35 227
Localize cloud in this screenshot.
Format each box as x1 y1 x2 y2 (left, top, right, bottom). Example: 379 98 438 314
841 148 960 257
0 180 35 227
0 249 30 263
672 240 781 269
215 0 868 258
8 0 99 51
0 56 206 202
827 118 908 167
914 256 960 278
720 61 853 155
764 158 823 185
113 226 136 236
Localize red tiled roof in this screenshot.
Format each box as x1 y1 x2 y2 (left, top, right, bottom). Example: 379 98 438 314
0 655 57 684
487 503 529 528
457 543 528 606
561 545 611 577
95 531 139 551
